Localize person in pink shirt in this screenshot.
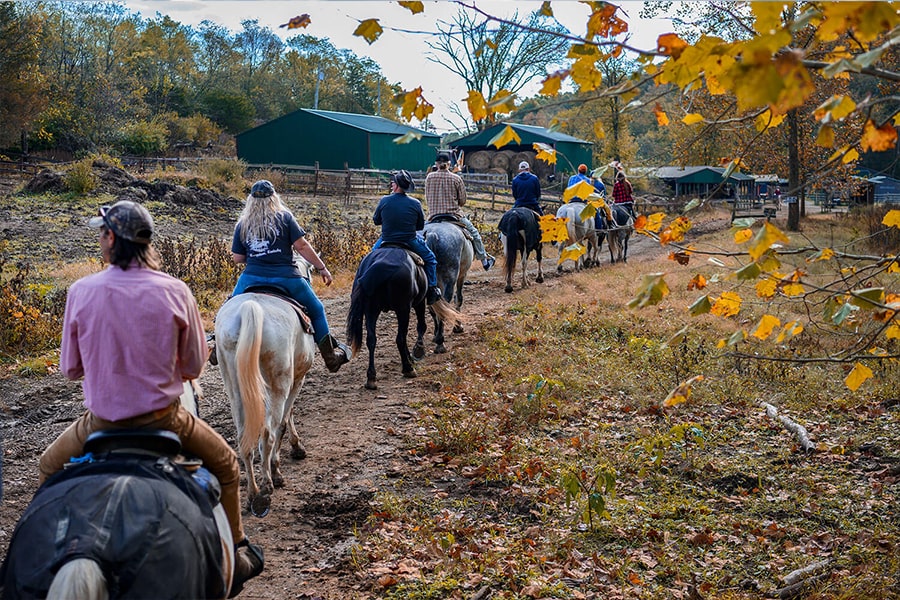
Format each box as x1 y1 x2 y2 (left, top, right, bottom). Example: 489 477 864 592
38 200 264 596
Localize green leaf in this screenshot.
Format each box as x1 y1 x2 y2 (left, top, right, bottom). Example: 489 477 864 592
849 287 885 310
689 295 712 316
731 217 757 229
726 329 747 347
831 301 857 325
682 198 701 213
735 261 762 280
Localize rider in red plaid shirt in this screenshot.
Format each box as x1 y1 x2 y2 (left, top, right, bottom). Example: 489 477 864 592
424 153 495 270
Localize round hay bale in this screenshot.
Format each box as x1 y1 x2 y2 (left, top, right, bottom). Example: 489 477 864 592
491 150 516 172
512 151 536 169
466 150 492 172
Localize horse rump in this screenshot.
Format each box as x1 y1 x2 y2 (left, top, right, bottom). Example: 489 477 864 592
1 455 229 599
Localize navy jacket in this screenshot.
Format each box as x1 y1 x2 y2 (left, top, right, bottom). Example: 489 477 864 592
512 172 542 213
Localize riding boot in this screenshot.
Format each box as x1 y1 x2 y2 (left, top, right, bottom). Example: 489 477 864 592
426 286 443 305
230 538 264 598
317 334 351 373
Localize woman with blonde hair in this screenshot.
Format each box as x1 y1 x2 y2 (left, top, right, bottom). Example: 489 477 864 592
231 180 350 372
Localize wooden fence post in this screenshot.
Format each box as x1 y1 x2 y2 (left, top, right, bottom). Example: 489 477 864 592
313 162 320 197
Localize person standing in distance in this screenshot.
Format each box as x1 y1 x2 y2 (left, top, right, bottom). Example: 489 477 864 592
372 170 443 304
425 152 495 271
511 160 543 215
39 200 265 596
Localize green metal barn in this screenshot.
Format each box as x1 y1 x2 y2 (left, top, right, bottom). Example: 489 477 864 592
451 122 593 181
236 109 440 171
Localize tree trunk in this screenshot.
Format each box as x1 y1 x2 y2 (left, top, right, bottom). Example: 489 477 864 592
787 110 800 231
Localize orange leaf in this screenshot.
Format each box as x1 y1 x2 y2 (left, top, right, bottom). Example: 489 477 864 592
752 314 780 340
398 1 424 14
654 103 670 126
280 14 311 29
711 291 742 317
657 33 687 59
861 119 898 152
687 273 707 290
353 19 383 44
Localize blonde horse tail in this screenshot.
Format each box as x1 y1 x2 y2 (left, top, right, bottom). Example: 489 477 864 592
235 301 266 459
48 558 108 600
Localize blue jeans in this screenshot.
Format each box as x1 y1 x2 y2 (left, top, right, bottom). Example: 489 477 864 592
372 236 438 288
233 273 330 342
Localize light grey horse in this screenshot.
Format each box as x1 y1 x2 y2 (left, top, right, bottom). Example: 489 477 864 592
555 201 598 271
424 220 475 353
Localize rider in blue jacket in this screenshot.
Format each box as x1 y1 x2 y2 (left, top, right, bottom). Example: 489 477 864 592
511 161 543 215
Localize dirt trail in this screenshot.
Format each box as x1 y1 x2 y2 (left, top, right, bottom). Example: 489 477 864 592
0 194 685 598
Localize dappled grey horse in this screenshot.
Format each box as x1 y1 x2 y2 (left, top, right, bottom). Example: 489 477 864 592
555 201 598 271
424 220 474 353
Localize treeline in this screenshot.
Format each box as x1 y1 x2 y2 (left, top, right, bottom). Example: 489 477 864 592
0 1 401 158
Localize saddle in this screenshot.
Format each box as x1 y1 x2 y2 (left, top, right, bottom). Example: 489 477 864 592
241 285 315 334
379 242 424 267
427 215 474 242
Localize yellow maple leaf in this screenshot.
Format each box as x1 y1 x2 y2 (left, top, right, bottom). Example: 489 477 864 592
755 109 785 131
660 216 693 244
466 90 488 123
487 90 516 113
280 14 311 29
539 1 553 17
782 282 805 297
564 180 596 204
540 72 565 96
775 321 803 343
843 148 860 164
752 2 784 34
654 103 670 126
593 120 606 139
488 125 521 149
570 57 603 91
734 229 753 244
558 243 587 264
663 375 705 407
844 362 873 392
683 113 704 125
533 142 557 165
398 1 424 14
395 87 433 121
752 314 781 340
711 291 742 317
353 19 383 44
819 2 900 44
748 222 790 261
886 324 900 339
861 119 899 152
539 215 570 243
810 248 835 262
817 124 835 148
883 210 900 228
586 3 628 38
756 278 777 299
635 212 666 234
889 260 900 273
628 273 670 309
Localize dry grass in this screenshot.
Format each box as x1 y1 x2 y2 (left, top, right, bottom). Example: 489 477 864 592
358 209 900 599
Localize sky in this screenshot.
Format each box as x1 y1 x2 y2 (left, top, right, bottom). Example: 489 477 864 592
119 1 675 133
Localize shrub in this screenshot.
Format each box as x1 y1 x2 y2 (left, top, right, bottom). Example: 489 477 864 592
119 120 169 156
194 158 246 197
64 158 98 194
154 235 242 312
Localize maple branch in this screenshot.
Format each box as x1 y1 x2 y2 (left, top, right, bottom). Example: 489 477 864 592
801 59 900 83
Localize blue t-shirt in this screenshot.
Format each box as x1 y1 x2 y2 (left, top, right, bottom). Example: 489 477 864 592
373 193 425 244
232 211 306 277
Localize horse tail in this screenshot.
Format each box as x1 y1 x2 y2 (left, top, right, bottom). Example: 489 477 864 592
346 282 366 357
499 211 521 282
430 298 465 328
48 559 107 600
235 301 266 459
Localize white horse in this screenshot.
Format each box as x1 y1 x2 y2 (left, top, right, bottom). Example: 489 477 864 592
4 385 235 599
555 201 598 271
214 260 317 517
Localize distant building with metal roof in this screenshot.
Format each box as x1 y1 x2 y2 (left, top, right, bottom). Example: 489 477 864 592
653 166 756 199
236 109 440 171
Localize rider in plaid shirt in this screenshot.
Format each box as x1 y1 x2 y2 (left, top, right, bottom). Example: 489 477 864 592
613 170 635 217
424 153 495 271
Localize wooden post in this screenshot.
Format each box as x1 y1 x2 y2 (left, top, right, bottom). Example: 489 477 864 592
491 184 496 210
314 162 319 197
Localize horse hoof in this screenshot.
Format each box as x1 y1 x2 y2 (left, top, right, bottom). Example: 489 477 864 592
413 345 426 360
536 276 544 283
505 286 513 293
365 380 378 390
403 369 417 379
434 345 447 354
273 474 284 488
249 494 271 518
452 324 463 334
291 445 307 460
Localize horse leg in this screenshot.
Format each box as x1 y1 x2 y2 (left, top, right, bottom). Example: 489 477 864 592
535 245 544 284
396 309 417 378
453 278 464 334
432 314 446 354
365 310 378 390
414 300 428 358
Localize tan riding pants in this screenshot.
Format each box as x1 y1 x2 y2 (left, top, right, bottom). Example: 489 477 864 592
38 403 245 544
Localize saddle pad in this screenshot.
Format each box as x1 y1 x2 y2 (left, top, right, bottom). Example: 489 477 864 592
0 458 226 599
240 286 314 335
355 247 421 295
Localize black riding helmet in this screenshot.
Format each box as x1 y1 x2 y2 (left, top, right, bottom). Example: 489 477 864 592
391 170 414 192
250 180 276 198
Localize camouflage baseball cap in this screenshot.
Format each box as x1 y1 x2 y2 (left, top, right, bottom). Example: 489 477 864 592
88 200 154 244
